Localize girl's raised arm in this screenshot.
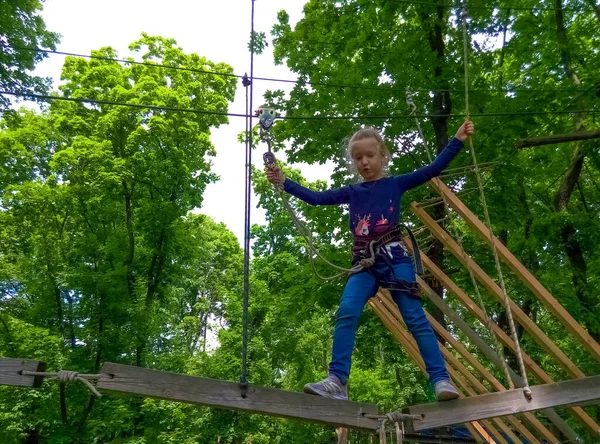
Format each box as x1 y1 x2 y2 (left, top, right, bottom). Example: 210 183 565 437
395 121 474 191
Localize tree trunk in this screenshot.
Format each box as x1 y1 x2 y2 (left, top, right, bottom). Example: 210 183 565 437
123 181 136 301
420 4 452 343
145 229 166 308
66 292 76 348
552 0 598 343
48 266 65 337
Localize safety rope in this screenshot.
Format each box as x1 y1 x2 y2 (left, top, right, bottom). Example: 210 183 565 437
461 1 531 399
363 411 418 444
407 88 515 389
23 370 102 398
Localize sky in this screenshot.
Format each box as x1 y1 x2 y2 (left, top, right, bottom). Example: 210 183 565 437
29 0 335 244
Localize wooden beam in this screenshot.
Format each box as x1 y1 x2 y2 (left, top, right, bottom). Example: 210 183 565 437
369 300 491 444
406 375 600 432
0 358 46 387
97 363 379 431
516 129 600 148
417 284 577 444
376 292 523 444
418 302 558 443
409 240 598 437
428 177 600 363
412 201 586 380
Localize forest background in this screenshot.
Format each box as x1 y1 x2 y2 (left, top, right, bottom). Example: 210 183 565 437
1 0 599 443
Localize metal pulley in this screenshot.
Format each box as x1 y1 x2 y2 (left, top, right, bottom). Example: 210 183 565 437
256 105 279 168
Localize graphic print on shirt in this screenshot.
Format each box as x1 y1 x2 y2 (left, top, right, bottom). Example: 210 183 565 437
376 214 388 226
354 213 372 236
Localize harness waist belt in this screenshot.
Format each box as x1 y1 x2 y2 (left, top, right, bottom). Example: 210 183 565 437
353 225 423 276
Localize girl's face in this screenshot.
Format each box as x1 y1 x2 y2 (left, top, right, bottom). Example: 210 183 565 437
351 138 385 181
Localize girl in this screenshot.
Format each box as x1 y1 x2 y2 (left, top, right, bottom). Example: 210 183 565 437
266 121 474 402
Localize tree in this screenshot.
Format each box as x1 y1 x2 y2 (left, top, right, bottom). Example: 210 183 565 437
0 0 60 109
0 35 239 441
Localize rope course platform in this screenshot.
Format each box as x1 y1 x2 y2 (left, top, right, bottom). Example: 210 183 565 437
2 357 599 437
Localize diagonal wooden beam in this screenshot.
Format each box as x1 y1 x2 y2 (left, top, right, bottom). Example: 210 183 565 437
425 310 555 444
404 236 598 437
418 276 580 443
97 363 379 431
396 283 559 444
428 177 600 363
412 201 586 380
376 292 525 444
370 299 493 444
0 358 46 387
406 374 600 432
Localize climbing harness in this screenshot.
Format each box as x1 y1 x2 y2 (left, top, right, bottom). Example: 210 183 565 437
352 225 424 298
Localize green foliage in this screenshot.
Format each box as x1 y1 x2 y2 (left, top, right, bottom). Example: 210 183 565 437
1 1 600 443
0 0 60 109
248 31 269 55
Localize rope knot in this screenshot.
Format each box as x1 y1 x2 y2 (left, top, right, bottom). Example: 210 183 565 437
359 257 375 268
56 370 79 383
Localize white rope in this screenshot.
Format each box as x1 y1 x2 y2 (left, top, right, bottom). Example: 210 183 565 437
461 0 531 399
408 75 515 391
270 176 377 281
23 370 102 398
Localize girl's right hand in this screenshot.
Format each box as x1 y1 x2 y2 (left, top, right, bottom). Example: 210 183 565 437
266 167 285 186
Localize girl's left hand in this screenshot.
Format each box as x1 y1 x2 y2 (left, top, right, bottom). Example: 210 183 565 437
455 120 475 142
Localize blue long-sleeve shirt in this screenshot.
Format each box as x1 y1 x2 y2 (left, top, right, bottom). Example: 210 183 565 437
283 137 464 239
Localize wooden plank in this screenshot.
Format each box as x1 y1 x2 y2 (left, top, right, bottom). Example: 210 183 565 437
412 201 586 380
516 129 600 148
0 358 46 387
375 297 511 444
411 246 595 438
406 375 600 432
429 177 600 363
98 363 379 431
412 203 600 435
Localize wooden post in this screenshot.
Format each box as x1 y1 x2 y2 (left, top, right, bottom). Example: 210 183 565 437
428 177 600 363
516 129 600 148
412 201 586 380
98 363 380 431
405 236 597 437
336 427 348 444
0 358 46 387
406 375 600 432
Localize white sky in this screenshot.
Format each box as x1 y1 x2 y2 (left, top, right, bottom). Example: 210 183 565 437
28 0 335 244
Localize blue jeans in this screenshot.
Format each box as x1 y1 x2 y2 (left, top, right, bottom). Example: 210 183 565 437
329 257 449 385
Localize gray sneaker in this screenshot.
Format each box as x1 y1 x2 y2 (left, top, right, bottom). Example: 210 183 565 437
304 375 348 400
434 380 459 401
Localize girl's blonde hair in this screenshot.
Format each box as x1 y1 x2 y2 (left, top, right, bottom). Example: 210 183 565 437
344 127 392 175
